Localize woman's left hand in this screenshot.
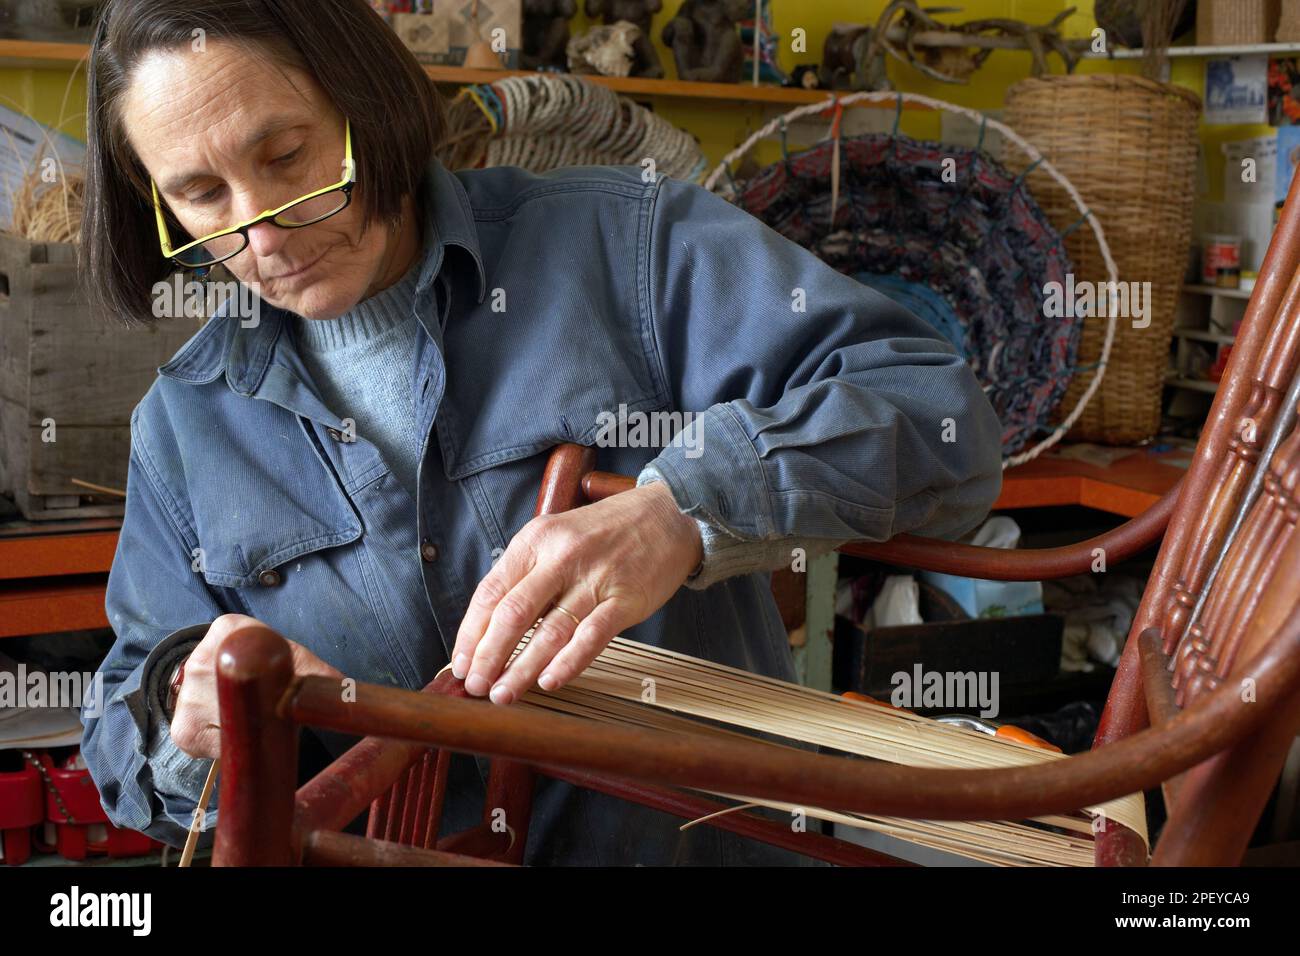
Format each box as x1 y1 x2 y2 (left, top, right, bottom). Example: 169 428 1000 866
451 481 703 705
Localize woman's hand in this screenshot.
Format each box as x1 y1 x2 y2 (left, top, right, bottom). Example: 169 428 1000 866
451 481 703 705
168 613 343 759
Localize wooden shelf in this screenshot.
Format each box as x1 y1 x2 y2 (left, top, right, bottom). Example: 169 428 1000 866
1183 283 1252 300
1085 41 1300 60
1172 326 1235 345
0 575 109 638
424 64 841 105
996 446 1189 518
0 524 118 580
0 39 89 69
1166 374 1221 394
0 516 118 637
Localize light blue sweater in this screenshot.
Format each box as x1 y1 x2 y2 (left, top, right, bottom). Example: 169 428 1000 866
294 264 423 500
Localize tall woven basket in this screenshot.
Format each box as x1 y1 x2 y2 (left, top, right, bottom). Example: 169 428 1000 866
1004 74 1201 445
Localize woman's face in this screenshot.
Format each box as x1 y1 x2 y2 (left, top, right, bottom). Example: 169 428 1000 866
121 39 408 320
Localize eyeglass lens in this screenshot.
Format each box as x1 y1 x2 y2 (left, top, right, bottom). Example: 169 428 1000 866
175 231 245 268
174 189 349 267
274 190 349 227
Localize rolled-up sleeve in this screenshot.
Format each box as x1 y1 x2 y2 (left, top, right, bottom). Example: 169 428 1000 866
80 427 225 848
636 177 1003 587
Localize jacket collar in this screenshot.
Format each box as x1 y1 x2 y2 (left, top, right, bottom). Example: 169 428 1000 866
158 157 486 393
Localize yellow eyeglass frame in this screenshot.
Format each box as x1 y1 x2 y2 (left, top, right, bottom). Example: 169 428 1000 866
151 117 354 270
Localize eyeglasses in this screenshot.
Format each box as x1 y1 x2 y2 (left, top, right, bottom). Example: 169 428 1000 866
151 118 355 271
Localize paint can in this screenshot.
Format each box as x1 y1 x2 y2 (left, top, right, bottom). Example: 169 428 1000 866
1202 234 1241 288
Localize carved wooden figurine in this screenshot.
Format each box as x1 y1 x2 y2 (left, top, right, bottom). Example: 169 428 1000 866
819 24 882 91
522 0 577 71
583 0 665 78
662 0 751 83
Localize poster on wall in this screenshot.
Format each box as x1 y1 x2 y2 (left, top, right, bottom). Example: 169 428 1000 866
1276 126 1300 207
1268 57 1300 125
1206 55 1268 125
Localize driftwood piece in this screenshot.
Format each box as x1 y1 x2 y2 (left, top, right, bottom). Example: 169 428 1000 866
822 1 1091 92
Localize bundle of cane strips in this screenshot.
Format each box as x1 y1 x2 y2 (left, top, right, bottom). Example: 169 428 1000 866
505 634 1146 867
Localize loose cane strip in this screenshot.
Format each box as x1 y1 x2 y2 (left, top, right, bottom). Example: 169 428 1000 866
180 759 218 867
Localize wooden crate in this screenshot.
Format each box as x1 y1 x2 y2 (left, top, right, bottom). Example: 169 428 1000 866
0 233 199 520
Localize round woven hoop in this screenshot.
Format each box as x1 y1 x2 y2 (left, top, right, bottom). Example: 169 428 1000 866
706 91 1121 469
1004 74 1201 446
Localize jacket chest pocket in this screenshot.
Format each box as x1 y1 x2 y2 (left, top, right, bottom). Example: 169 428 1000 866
437 379 673 550
435 283 668 505
183 435 417 678
211 541 409 684
189 449 363 591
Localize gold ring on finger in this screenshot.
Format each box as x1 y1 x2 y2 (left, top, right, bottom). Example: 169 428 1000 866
550 603 582 627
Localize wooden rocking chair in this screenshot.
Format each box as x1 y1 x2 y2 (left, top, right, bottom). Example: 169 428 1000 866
208 170 1300 868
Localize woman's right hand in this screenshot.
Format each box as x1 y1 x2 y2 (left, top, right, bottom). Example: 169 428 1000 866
168 613 343 760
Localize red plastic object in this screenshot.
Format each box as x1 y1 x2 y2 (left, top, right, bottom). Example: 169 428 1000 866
34 751 160 861
0 756 44 866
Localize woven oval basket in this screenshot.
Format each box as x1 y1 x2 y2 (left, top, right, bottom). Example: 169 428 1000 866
1003 74 1201 445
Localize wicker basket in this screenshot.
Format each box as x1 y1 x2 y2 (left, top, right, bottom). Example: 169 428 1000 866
1003 74 1201 446
1197 0 1280 45
1279 0 1300 42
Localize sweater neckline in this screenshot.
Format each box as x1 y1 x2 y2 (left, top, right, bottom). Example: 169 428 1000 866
295 226 426 353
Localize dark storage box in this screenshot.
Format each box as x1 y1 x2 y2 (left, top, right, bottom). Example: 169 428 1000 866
833 613 1064 714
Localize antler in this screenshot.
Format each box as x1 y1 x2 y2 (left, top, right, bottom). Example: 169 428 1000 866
859 2 1089 88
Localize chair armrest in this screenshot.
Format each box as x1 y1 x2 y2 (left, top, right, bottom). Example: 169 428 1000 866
840 476 1182 581
583 470 1181 582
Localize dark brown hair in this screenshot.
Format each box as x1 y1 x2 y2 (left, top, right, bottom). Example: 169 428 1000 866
80 0 447 324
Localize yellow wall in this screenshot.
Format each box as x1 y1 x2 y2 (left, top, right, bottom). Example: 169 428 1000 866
653 0 1124 164
0 64 88 142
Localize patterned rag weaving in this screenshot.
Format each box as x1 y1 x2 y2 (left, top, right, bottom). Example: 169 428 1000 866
729 133 1080 457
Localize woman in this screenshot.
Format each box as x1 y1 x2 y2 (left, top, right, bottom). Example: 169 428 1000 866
79 0 1003 866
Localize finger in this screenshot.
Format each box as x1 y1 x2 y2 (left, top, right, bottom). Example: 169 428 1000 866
289 642 343 679
490 598 588 705
193 723 221 761
171 708 221 760
464 566 564 697
537 599 632 692
452 540 536 680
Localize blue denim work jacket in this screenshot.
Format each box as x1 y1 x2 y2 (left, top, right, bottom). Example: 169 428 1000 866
81 157 1003 865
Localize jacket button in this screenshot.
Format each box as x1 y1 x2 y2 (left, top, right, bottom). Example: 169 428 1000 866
258 569 282 587
420 540 438 563
326 427 344 442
